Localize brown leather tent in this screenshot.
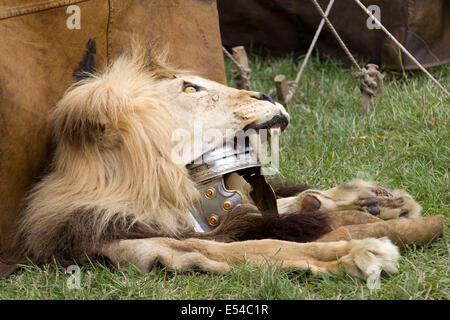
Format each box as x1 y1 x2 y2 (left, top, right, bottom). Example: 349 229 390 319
218 0 450 70
0 0 226 269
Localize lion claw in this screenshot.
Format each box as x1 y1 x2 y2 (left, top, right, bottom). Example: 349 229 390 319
366 206 380 215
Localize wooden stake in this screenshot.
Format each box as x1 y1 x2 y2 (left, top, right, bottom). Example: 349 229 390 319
231 46 251 90
232 46 249 69
275 74 289 103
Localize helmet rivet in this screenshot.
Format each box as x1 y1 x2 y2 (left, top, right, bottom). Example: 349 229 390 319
204 187 216 199
222 200 233 211
208 214 219 226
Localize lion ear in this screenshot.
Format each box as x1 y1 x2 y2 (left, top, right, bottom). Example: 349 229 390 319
57 116 108 147
51 80 122 148
129 39 178 79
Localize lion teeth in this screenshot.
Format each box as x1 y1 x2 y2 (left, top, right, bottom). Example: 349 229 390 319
257 133 264 162
269 127 280 155
247 128 280 170
248 132 260 162
266 127 281 175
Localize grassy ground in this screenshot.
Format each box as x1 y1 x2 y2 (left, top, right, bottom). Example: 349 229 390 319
1 53 448 300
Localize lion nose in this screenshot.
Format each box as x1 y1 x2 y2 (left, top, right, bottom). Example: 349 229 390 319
252 92 275 105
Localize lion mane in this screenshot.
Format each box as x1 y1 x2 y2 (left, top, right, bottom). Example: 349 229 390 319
16 46 202 264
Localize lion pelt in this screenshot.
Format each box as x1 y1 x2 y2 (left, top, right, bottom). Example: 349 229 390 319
11 43 328 266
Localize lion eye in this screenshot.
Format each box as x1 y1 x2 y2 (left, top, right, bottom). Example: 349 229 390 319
183 82 203 94
184 85 197 93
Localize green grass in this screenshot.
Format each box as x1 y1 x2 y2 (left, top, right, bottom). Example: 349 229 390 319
1 53 448 300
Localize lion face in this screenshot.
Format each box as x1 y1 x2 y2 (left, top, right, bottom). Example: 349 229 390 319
154 74 289 162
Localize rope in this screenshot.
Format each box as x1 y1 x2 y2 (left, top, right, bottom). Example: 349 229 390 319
352 0 450 98
294 0 335 87
354 64 384 113
268 0 335 101
222 46 243 69
310 0 384 113
310 0 362 72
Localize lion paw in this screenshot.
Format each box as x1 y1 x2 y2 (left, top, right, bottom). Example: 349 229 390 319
298 179 421 220
343 237 400 281
354 187 421 219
